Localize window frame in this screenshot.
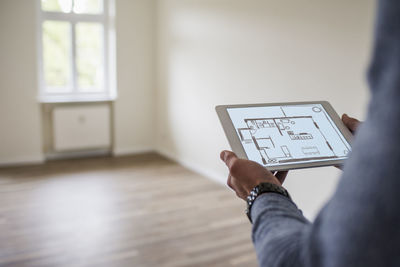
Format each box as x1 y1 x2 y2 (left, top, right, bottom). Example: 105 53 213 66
37 0 116 103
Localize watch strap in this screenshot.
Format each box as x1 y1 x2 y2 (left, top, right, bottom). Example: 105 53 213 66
246 182 291 223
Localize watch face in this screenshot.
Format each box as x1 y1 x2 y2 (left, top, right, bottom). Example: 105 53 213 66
258 183 289 198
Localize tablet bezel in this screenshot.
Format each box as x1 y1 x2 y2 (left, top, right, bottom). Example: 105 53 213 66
216 101 353 171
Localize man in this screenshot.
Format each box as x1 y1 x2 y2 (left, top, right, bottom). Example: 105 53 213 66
220 0 400 266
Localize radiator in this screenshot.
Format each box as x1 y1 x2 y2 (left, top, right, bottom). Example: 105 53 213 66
53 105 111 151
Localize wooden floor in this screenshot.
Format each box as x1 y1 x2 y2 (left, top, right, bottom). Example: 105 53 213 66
0 154 258 267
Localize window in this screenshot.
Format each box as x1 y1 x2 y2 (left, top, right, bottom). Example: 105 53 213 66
38 0 116 102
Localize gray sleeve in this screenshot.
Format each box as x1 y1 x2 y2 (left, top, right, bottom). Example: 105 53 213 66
251 193 311 266
251 1 400 266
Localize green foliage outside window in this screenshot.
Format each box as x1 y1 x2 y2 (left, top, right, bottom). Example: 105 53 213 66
41 0 104 92
43 21 71 89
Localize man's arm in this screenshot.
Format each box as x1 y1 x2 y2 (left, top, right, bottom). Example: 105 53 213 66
221 1 400 266
220 114 361 266
251 194 310 266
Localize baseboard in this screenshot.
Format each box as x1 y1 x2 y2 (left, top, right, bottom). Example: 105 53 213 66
112 146 155 156
157 148 226 185
0 148 228 188
45 148 111 160
0 155 45 167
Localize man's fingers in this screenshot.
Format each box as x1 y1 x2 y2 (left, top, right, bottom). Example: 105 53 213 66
220 150 238 169
342 114 360 133
335 164 343 170
275 171 289 184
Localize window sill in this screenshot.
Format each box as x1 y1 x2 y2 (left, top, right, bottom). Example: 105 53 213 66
38 94 117 104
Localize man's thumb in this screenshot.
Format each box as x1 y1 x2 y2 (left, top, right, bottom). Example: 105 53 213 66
220 150 238 168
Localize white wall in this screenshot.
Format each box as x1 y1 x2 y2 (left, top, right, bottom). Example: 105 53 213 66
113 0 157 155
0 0 43 165
156 0 375 218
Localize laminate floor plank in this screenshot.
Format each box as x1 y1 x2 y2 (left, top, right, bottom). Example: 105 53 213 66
0 154 258 267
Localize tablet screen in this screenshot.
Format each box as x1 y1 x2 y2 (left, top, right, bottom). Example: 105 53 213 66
227 104 351 167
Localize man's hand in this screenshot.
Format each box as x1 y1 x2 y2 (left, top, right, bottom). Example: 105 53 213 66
336 114 361 169
342 113 361 134
220 150 288 200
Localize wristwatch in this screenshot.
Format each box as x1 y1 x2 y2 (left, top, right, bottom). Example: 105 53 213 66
246 182 291 223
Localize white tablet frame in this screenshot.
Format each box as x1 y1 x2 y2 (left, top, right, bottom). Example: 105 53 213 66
216 101 353 171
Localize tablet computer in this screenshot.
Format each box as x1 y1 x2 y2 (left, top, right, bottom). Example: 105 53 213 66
216 101 353 171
